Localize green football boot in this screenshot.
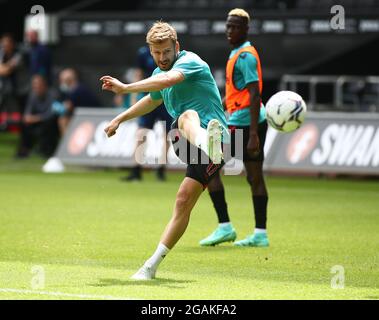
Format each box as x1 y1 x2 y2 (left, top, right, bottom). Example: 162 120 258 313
199 225 237 246
233 233 269 247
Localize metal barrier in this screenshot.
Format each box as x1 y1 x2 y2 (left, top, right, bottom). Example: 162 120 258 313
280 75 379 112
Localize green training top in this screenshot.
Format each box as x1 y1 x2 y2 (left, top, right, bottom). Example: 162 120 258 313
150 50 229 141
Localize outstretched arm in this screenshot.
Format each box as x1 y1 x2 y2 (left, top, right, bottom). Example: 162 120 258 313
100 70 184 95
104 94 163 137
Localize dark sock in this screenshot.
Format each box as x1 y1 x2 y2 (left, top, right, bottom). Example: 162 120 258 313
209 190 230 223
122 165 141 180
253 195 268 229
156 165 165 178
131 165 141 176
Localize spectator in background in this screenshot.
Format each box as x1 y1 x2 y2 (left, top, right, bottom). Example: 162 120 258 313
113 68 146 109
0 33 22 130
16 74 59 158
24 29 52 83
56 68 100 135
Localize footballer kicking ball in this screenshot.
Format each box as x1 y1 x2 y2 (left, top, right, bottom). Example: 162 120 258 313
265 91 307 133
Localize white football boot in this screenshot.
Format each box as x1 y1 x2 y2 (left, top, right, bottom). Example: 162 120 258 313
130 264 156 280
206 119 223 164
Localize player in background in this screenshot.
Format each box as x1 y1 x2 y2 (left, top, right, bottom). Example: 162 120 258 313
200 8 269 247
101 21 228 280
121 46 172 182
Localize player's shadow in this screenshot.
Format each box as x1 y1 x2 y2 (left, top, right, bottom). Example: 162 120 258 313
90 278 195 289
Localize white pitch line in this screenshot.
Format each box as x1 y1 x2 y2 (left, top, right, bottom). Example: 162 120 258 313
0 288 140 300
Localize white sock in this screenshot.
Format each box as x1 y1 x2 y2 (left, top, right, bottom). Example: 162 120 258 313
144 243 170 270
254 228 267 235
219 222 231 228
194 129 208 154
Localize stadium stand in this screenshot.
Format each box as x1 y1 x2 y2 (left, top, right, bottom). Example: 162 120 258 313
0 0 378 134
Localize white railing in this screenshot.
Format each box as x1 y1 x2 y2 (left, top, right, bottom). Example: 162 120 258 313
280 75 379 111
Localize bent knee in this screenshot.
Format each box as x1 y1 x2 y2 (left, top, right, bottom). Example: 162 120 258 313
246 174 267 194
178 110 199 128
181 110 198 119
207 173 223 192
246 174 254 187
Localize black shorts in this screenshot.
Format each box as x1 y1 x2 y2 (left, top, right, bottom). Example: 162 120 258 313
138 104 172 133
228 120 267 162
170 118 225 189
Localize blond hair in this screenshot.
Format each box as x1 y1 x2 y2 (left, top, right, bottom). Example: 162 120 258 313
146 21 177 45
228 8 250 22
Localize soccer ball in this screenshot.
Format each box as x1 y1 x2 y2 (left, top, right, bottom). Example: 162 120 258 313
265 91 307 132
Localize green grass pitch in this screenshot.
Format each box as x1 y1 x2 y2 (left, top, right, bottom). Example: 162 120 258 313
0 133 378 300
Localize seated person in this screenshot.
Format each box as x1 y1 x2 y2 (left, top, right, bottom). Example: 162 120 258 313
16 74 59 158
0 33 23 130
56 68 100 134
